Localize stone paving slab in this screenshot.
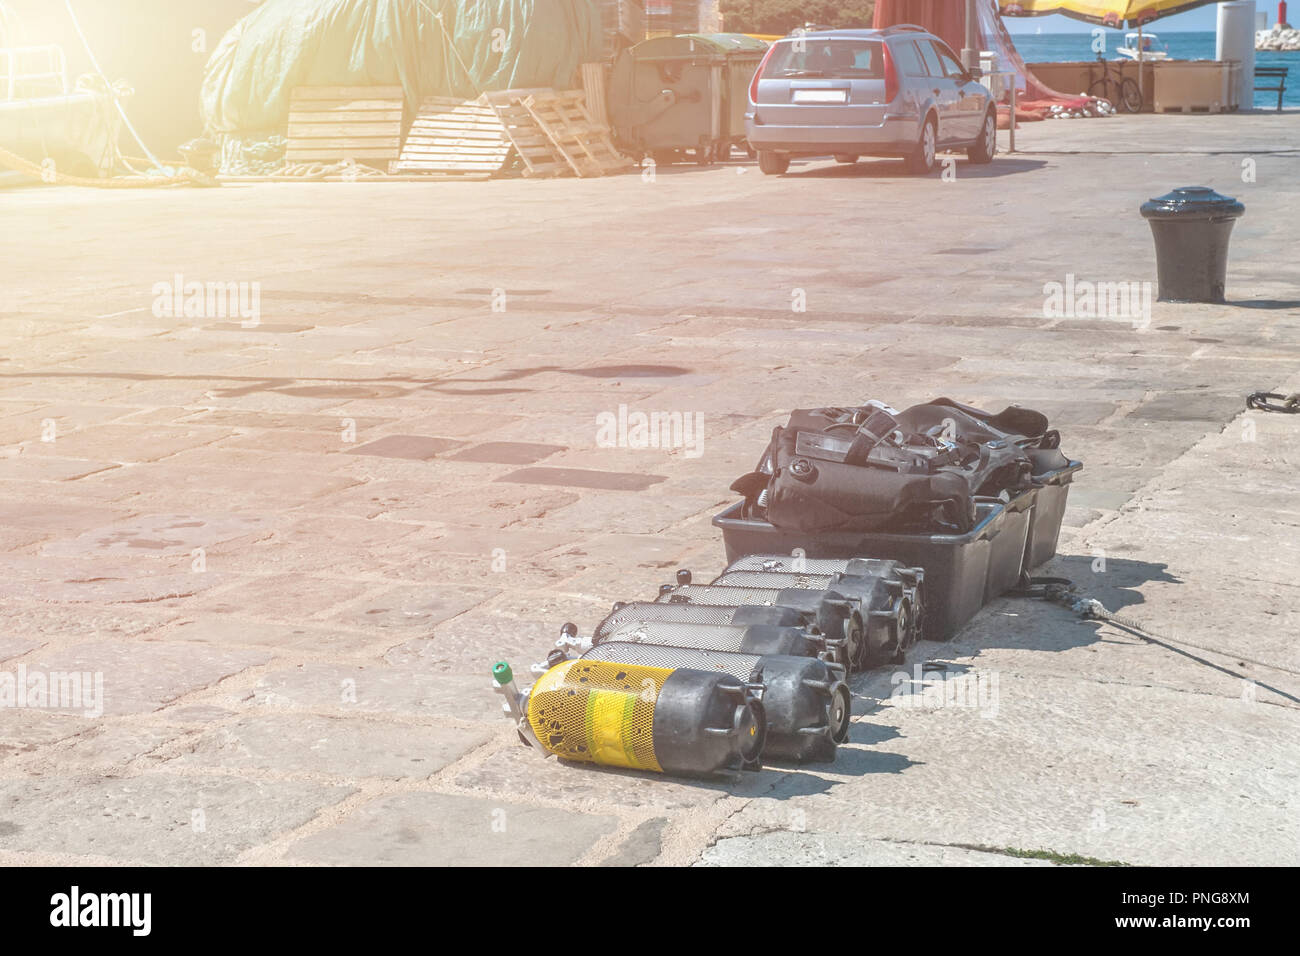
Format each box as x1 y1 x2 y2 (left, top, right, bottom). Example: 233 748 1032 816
0 774 354 865
14 641 271 717
40 512 272 558
250 665 506 723
0 455 120 483
0 711 91 762
453 743 731 812
284 792 617 866
168 714 493 781
0 637 43 663
145 616 380 656
45 724 187 773
0 557 235 606
1 600 178 644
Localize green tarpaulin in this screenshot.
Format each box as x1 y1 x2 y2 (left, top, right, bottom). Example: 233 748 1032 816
201 0 601 133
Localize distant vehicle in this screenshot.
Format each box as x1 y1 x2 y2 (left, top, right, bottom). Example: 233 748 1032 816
744 24 997 176
1116 32 1169 61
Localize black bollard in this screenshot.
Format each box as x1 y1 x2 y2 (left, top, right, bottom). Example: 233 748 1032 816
1140 186 1245 304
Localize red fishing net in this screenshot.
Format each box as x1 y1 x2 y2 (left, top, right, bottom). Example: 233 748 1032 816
873 0 1109 122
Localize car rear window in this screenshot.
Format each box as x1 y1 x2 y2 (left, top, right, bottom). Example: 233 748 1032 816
890 39 927 78
766 38 885 79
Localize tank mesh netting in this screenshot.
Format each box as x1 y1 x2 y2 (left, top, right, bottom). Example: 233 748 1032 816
725 554 916 579
601 620 782 653
584 643 762 683
713 570 838 591
725 555 858 575
596 602 744 638
526 659 668 771
655 584 789 606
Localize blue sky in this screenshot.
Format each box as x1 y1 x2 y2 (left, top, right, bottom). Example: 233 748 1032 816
1002 5 1272 33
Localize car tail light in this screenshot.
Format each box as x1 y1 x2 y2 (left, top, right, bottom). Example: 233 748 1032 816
749 43 777 104
883 43 899 103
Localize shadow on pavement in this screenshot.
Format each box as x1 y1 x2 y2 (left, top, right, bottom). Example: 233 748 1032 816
781 156 1048 179
1228 299 1300 309
634 155 1047 180
760 748 919 791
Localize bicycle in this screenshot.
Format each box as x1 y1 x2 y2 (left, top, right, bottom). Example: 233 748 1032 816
1088 54 1143 114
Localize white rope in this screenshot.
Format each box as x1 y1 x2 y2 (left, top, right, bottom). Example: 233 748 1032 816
63 0 165 172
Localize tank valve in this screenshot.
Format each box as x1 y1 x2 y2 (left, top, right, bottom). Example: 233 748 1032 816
555 622 590 656
492 661 523 720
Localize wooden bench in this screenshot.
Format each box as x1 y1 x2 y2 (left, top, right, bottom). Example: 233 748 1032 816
1255 66 1288 112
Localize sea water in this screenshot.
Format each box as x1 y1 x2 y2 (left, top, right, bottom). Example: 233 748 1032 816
1012 31 1298 108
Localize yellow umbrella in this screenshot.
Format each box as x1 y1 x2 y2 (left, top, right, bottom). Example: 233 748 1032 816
997 0 1213 26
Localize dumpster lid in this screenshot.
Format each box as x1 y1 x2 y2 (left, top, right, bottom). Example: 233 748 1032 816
1140 186 1245 219
687 33 772 52
631 33 770 60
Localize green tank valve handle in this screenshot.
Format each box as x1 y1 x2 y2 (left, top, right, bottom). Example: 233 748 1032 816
493 661 531 734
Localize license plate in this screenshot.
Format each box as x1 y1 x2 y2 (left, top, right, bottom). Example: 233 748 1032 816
792 89 848 104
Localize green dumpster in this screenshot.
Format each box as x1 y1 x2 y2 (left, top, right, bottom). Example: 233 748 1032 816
608 33 769 165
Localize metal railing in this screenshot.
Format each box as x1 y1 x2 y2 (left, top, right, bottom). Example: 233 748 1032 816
981 68 1018 153
0 44 69 101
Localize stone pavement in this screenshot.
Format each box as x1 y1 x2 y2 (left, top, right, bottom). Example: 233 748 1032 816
1 113 1298 866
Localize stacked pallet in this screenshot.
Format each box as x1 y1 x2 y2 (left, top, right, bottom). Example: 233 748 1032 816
285 86 405 166
484 88 631 178
598 0 646 59
390 96 511 178
581 62 610 126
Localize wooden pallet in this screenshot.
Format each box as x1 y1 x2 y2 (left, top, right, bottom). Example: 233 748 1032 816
523 90 631 177
581 62 610 126
1154 103 1230 114
389 96 509 177
285 85 405 164
483 88 630 178
480 88 574 177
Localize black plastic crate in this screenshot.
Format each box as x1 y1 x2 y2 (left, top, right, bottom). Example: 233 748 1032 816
713 500 1027 641
1023 461 1083 570
990 492 1034 602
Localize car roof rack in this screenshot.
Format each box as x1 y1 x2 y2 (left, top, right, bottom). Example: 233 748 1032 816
880 24 929 35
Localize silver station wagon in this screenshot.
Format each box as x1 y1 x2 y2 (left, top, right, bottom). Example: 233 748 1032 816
744 25 998 176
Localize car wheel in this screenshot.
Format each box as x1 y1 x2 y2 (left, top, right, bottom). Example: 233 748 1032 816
833 154 859 164
905 117 936 175
758 150 790 175
967 110 997 164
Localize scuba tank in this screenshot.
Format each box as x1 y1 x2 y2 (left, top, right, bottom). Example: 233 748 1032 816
578 642 850 764
492 659 765 778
